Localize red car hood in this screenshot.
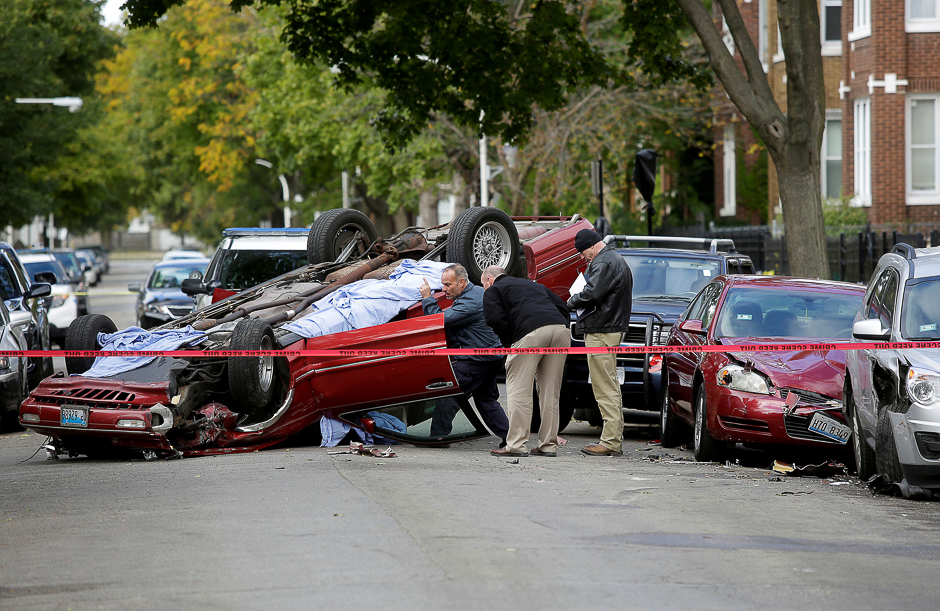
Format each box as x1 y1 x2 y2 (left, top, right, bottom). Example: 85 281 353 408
719 338 846 399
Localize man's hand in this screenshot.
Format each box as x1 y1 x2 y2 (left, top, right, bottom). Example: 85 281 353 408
419 278 433 299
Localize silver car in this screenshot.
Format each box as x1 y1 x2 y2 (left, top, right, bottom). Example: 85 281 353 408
845 243 940 492
0 298 29 431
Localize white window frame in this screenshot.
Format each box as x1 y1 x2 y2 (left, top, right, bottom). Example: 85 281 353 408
907 0 940 33
822 111 843 200
907 94 940 205
849 0 872 41
821 0 843 56
853 98 872 207
721 125 737 217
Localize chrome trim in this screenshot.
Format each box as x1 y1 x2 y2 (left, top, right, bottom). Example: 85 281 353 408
150 403 174 434
535 253 581 276
306 354 410 376
909 420 940 427
426 381 454 390
23 424 157 435
236 387 295 432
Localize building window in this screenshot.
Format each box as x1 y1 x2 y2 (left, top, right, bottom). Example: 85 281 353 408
907 95 940 204
721 125 736 217
773 24 785 63
853 98 871 207
821 0 843 55
822 114 843 199
850 0 871 40
907 0 940 32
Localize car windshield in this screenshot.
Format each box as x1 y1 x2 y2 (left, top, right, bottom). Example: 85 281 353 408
52 252 81 277
621 254 720 300
23 261 66 284
214 250 308 291
715 287 861 339
901 277 940 339
148 262 209 289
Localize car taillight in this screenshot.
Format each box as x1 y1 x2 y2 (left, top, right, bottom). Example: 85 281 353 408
649 355 662 373
22 413 39 422
117 419 146 429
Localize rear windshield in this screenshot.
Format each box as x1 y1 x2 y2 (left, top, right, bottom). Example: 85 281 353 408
52 252 80 277
621 255 721 301
715 287 861 339
211 250 307 291
149 262 209 289
23 261 66 284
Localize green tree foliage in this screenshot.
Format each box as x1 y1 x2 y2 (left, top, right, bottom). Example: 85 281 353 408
0 0 118 228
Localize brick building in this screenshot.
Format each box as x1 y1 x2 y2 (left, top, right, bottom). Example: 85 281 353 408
842 0 940 229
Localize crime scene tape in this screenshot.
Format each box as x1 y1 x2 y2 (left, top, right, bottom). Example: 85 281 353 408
2 341 939 359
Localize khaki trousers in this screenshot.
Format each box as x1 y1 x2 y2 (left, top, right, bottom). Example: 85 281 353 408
586 332 624 452
504 324 570 453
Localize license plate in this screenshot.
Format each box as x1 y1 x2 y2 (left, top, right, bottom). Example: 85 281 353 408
61 405 89 428
588 367 625 386
808 412 850 444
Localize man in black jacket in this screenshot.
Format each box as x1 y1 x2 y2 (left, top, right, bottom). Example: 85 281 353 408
481 265 570 457
567 229 633 457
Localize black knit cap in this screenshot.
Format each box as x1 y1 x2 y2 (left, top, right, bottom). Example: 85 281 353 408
574 228 602 252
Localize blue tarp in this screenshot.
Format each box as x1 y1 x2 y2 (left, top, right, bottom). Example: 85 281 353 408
80 326 207 378
283 260 452 338
319 411 407 447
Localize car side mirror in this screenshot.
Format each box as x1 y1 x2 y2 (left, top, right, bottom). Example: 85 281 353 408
128 283 140 293
677 319 706 334
24 283 51 299
181 278 209 296
33 272 57 285
852 318 889 341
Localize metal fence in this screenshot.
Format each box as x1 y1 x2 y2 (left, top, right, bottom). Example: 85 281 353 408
658 225 940 282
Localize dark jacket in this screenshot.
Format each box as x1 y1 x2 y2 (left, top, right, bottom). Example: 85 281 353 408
482 275 569 347
422 283 502 361
566 244 632 334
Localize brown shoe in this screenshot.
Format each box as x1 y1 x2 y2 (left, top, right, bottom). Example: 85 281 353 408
581 444 623 457
491 447 528 457
530 447 557 457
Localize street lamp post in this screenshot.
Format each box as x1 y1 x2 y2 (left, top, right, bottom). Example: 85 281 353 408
255 158 292 227
15 97 84 112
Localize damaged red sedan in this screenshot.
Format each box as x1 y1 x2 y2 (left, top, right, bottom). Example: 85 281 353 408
19 208 592 459
659 276 865 462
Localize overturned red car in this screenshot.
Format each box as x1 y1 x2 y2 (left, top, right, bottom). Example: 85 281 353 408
19 208 592 459
659 275 866 462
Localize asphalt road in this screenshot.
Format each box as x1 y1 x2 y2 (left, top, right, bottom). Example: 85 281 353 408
3 258 940 610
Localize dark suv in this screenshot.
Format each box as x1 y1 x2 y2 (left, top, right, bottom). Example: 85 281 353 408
0 243 53 389
562 235 756 424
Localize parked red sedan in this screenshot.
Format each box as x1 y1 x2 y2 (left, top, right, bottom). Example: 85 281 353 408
659 275 865 462
19 209 592 459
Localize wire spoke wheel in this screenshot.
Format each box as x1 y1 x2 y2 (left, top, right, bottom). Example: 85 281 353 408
472 221 512 269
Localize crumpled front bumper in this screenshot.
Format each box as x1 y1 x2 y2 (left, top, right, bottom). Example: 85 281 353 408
888 406 940 490
19 375 175 453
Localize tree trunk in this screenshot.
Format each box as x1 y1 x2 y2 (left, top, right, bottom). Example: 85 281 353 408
418 190 438 227
774 147 829 278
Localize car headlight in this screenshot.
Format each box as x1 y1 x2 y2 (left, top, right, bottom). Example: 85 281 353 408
0 356 9 370
51 294 69 308
716 364 772 395
145 304 170 315
907 368 940 406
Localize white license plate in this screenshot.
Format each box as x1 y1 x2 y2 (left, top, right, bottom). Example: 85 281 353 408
808 412 850 444
61 405 89 428
588 367 625 386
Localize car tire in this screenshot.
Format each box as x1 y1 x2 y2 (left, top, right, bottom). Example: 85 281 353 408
529 387 575 434
228 317 277 413
875 403 905 483
445 207 520 285
847 379 876 479
693 385 722 462
659 382 682 448
64 314 117 375
307 208 378 265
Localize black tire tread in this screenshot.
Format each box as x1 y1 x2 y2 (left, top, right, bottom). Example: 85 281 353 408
64 315 117 375
445 207 520 285
693 385 722 462
227 318 276 412
846 379 876 479
659 384 682 448
875 402 905 483
307 208 378 265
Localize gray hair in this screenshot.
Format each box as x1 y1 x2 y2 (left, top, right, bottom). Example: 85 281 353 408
481 266 506 283
445 264 469 282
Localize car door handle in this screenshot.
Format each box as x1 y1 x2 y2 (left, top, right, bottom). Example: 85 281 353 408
426 381 454 390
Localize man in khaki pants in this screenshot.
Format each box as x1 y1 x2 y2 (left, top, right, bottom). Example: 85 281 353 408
567 229 633 456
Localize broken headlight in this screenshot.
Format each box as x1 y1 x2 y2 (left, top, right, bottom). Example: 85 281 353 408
716 364 772 395
906 368 940 406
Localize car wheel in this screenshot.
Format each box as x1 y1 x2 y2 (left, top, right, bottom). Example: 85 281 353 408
307 208 378 265
846 379 876 479
659 382 682 448
529 386 574 433
693 385 722 462
445 207 520 285
875 403 905 483
228 317 277 413
64 314 117 375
